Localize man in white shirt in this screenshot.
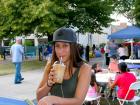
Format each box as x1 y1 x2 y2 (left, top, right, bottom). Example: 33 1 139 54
11 38 24 84
117 44 128 60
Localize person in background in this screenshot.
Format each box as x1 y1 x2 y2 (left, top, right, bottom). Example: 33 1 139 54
108 40 118 57
92 44 96 56
85 73 99 105
36 28 91 105
92 63 102 73
100 47 105 57
43 46 49 61
108 55 121 97
39 46 43 61
108 55 120 73
117 44 127 60
85 44 90 62
109 62 136 100
92 63 106 97
124 44 129 59
10 38 24 84
104 42 110 65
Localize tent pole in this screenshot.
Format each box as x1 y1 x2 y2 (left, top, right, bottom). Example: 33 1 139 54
130 39 134 59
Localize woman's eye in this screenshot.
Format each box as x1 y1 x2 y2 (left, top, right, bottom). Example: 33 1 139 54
63 44 69 48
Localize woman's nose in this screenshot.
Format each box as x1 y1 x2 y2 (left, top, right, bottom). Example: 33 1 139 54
58 48 64 55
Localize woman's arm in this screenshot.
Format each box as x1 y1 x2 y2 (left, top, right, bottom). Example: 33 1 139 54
36 61 52 101
38 63 92 105
108 79 116 89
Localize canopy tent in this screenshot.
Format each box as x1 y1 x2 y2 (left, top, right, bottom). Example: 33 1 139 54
107 26 140 58
108 26 140 39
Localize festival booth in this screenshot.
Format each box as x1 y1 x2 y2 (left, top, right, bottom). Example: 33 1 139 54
108 26 140 69
108 26 140 58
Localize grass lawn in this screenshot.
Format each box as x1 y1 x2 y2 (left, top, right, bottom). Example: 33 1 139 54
0 60 46 76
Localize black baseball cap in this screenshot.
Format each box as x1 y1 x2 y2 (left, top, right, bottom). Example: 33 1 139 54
53 28 77 43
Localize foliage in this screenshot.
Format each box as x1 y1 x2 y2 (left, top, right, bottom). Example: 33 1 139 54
24 40 33 46
0 0 114 39
99 43 106 48
9 42 15 46
112 0 136 24
0 0 50 38
134 0 140 25
50 0 113 33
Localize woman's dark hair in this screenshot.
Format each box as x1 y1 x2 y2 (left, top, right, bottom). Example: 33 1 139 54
90 73 96 86
92 63 97 70
118 44 122 47
118 62 128 72
50 42 83 76
110 55 117 60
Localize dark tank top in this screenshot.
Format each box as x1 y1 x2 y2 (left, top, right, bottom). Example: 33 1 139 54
50 68 80 98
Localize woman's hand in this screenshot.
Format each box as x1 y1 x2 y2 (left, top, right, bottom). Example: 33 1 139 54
47 68 56 87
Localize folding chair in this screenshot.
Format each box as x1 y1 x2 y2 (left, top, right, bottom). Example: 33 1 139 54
117 81 140 105
84 93 101 105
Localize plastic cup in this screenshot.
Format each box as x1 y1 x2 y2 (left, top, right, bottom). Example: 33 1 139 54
53 61 66 83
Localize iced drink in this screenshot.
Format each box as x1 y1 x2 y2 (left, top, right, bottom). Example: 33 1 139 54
53 62 66 83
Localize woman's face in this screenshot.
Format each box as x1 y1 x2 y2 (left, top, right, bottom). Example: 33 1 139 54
96 64 101 70
54 41 70 63
110 58 117 62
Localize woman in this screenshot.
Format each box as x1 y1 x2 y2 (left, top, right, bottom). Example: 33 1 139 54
109 62 136 100
36 28 91 105
108 55 120 73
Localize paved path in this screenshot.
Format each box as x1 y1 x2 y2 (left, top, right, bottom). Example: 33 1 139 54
0 70 43 100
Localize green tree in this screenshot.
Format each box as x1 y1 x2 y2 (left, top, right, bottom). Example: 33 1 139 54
112 0 136 24
0 0 114 39
134 0 140 25
49 0 113 33
0 0 50 38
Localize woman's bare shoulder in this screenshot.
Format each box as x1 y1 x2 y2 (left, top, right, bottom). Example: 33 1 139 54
79 63 92 76
80 63 92 71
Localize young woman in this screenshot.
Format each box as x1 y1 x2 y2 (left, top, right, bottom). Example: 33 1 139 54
109 62 136 100
108 55 120 73
36 28 91 105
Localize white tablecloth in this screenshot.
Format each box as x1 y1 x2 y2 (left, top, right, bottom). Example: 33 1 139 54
95 72 116 83
124 59 140 64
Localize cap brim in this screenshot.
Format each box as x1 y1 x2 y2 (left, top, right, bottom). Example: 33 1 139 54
53 40 76 43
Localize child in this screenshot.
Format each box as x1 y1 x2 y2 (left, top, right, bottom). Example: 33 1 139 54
92 63 106 97
92 63 102 73
86 73 99 104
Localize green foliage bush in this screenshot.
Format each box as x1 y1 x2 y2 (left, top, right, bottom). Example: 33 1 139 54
24 40 33 46
9 42 15 46
99 43 105 48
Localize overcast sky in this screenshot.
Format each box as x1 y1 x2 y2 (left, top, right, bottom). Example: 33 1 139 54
111 13 132 25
